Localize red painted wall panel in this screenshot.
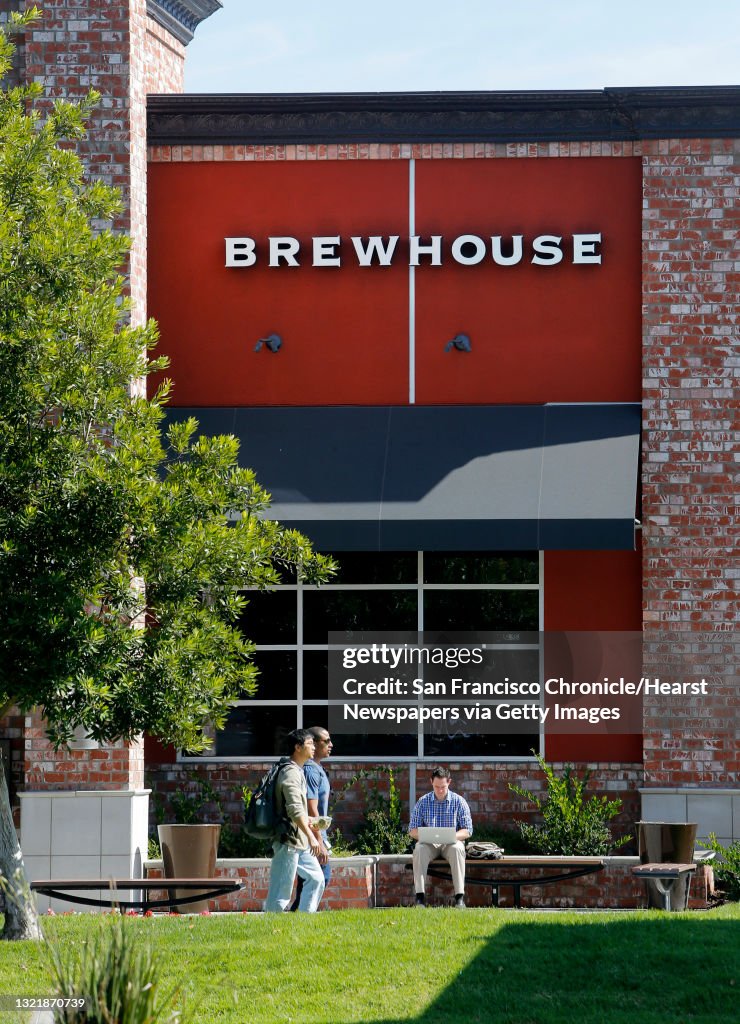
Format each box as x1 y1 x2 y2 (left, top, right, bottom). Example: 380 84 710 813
544 547 643 762
147 161 409 406
148 158 640 407
414 158 642 403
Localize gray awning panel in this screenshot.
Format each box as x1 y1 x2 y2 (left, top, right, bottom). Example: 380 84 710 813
163 404 640 551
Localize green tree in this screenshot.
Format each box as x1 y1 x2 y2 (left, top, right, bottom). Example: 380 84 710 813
0 10 333 940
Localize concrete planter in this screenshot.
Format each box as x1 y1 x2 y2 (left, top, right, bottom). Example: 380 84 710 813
157 823 221 913
637 821 698 910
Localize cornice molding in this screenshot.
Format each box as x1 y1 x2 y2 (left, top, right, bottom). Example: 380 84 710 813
147 0 222 46
147 87 740 143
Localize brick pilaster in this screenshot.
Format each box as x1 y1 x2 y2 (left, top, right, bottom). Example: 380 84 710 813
641 138 740 785
13 1 187 792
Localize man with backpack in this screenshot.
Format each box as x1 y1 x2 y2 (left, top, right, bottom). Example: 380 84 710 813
264 729 325 913
290 725 333 911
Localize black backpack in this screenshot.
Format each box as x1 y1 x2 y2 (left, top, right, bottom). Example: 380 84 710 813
244 757 293 840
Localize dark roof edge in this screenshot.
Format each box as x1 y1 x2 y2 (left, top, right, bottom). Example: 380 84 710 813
147 0 222 47
147 87 740 144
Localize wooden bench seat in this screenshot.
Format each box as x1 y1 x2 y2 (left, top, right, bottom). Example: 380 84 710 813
406 856 605 907
631 862 696 911
30 877 243 911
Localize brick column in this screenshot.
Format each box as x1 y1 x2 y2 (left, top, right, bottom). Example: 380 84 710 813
10 2 210 796
642 138 739 788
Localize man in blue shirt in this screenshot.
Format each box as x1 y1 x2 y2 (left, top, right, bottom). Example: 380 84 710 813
290 726 332 911
408 766 472 908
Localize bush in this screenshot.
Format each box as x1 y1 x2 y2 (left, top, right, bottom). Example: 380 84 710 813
508 752 630 856
471 824 534 854
48 916 182 1023
701 833 740 901
336 766 413 855
325 826 354 857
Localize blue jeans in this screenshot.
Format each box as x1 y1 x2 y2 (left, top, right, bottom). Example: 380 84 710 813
265 842 325 913
290 861 331 912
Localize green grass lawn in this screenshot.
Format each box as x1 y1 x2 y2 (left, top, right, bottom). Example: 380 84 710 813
0 905 738 1024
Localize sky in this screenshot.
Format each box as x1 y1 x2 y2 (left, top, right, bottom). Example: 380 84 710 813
184 0 740 94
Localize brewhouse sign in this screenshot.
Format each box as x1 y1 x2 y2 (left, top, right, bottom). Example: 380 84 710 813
225 232 603 268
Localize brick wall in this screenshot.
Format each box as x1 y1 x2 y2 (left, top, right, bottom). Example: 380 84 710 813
144 17 185 95
22 709 145 791
641 138 740 787
145 858 375 912
145 759 640 850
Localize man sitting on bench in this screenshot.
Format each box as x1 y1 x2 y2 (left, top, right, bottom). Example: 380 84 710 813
408 766 473 909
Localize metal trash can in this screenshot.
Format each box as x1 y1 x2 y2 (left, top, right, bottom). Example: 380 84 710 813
637 821 697 910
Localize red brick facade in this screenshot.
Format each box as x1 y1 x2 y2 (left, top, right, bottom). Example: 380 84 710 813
641 139 739 786
142 134 736 823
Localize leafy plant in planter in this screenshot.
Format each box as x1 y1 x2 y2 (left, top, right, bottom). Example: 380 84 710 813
509 752 631 856
333 766 413 855
148 773 219 857
700 833 740 901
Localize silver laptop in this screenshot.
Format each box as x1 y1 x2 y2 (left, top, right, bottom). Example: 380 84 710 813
417 826 457 845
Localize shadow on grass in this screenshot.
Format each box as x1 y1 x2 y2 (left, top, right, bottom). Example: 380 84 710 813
371 913 740 1024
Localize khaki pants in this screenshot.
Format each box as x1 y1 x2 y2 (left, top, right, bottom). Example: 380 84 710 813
413 841 466 895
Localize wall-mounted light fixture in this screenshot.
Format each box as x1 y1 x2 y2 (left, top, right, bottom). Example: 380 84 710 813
444 333 472 353
255 333 282 353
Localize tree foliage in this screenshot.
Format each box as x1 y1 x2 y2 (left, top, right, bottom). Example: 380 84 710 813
0 7 334 751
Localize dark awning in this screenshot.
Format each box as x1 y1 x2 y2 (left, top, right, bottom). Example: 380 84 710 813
163 404 641 551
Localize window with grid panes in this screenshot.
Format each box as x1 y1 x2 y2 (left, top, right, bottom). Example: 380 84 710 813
180 552 541 762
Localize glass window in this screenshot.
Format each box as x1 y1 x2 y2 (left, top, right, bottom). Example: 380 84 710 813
237 589 297 644
423 590 538 632
303 590 417 643
214 706 296 758
424 552 538 584
184 551 541 762
324 551 417 584
250 651 297 701
423 731 540 758
303 651 329 701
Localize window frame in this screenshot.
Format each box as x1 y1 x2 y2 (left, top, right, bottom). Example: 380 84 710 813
179 550 545 764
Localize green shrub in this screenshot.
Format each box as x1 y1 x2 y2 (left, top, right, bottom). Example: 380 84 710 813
471 823 534 854
48 916 182 1023
335 766 413 855
700 833 740 901
325 826 355 857
508 752 630 856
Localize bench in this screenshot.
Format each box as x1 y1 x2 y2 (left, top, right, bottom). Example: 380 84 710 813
30 878 243 912
631 862 696 911
405 856 605 907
